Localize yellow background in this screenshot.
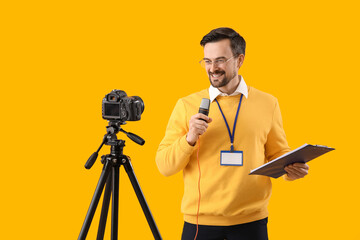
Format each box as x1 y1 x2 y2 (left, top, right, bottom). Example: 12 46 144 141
1 0 359 239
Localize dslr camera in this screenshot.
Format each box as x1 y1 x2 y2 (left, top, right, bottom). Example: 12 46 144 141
102 90 144 122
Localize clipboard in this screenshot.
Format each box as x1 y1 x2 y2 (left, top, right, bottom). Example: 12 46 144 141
249 144 335 178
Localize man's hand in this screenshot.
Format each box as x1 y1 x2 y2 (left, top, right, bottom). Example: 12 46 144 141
186 113 212 146
284 163 309 180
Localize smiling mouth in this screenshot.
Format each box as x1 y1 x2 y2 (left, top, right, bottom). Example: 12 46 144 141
210 72 224 78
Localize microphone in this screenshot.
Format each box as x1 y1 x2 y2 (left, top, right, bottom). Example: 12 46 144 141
199 98 210 121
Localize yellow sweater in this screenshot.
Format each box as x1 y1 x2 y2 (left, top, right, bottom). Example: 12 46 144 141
156 86 290 226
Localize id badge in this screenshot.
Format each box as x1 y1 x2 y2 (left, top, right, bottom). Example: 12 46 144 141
220 151 243 166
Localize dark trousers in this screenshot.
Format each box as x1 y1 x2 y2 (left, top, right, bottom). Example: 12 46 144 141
181 218 268 240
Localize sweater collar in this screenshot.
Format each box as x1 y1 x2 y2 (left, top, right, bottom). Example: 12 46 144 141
209 75 248 102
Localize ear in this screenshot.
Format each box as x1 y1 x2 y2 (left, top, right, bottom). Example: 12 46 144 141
237 54 245 68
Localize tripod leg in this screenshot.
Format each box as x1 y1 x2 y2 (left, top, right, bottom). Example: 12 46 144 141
111 164 120 240
123 159 162 240
96 170 113 240
78 160 112 240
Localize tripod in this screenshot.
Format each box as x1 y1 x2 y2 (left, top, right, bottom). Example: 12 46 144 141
78 121 162 240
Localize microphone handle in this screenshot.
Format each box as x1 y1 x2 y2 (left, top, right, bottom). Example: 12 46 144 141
198 108 209 121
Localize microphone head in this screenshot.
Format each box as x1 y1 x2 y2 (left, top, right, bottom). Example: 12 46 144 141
200 98 210 111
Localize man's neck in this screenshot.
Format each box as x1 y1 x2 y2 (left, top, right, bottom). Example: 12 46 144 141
218 75 241 95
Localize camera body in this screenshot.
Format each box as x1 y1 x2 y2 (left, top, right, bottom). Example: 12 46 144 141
102 90 144 122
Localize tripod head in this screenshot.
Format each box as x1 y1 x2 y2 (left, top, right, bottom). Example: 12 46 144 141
84 121 145 169
106 121 145 145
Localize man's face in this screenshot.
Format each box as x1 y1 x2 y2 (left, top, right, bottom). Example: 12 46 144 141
203 39 238 88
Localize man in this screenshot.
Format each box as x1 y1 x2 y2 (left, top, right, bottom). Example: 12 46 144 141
155 27 309 240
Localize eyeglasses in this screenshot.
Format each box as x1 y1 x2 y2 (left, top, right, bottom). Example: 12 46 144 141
199 56 236 68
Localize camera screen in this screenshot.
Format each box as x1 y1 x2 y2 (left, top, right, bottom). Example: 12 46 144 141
104 103 120 117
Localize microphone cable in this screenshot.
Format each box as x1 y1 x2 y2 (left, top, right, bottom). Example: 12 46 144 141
194 98 209 239
194 138 201 240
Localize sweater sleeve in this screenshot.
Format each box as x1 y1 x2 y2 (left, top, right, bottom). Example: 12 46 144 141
265 99 291 162
155 99 197 177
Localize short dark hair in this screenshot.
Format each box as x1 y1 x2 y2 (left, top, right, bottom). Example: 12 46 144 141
200 27 246 56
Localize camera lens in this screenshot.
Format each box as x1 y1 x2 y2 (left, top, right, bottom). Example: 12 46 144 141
132 96 144 114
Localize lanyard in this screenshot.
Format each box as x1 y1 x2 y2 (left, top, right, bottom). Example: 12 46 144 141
215 94 244 152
